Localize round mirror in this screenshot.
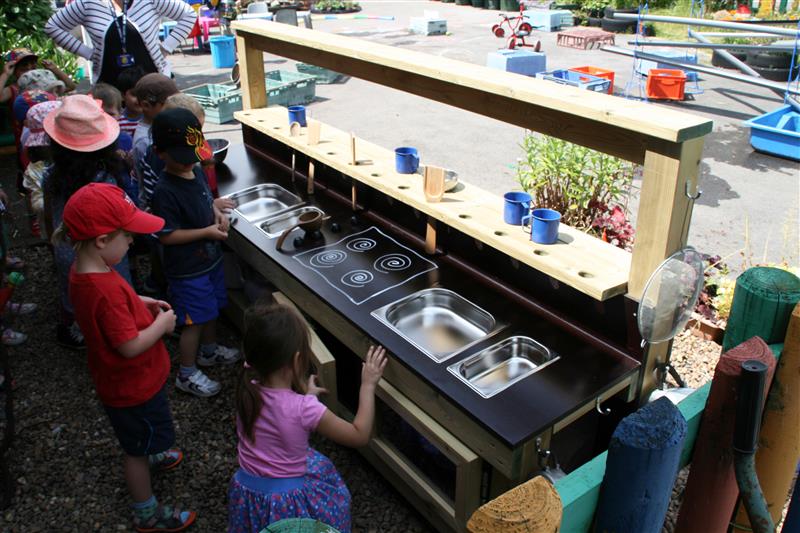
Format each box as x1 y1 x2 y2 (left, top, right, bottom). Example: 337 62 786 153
638 247 705 344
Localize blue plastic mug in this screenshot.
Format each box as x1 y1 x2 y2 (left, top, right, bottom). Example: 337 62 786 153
288 105 307 127
522 208 562 244
394 147 420 174
503 192 532 225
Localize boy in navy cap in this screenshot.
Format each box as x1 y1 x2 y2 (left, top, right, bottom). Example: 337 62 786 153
150 108 240 398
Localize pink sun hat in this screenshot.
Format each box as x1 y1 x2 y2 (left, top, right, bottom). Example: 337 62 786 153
25 100 62 148
43 94 120 152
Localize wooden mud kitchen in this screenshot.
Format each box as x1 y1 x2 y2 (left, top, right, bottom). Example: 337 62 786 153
218 21 713 532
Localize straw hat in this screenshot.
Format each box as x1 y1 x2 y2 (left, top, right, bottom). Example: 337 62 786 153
43 94 120 152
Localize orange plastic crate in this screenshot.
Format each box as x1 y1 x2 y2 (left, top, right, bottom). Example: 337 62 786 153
646 69 687 101
569 66 615 94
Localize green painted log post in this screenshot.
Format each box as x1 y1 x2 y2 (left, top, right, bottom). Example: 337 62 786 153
723 267 800 352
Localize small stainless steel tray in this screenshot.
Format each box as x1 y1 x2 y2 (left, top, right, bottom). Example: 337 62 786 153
448 336 558 399
259 206 325 238
372 288 497 363
226 184 302 223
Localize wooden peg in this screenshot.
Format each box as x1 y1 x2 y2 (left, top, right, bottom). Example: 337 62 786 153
351 182 357 211
425 217 437 255
350 132 357 165
289 121 301 137
307 161 315 195
424 165 446 203
306 119 320 145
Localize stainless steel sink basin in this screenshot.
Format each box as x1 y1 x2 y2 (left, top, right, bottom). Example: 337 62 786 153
448 336 558 398
227 184 302 223
372 288 496 362
259 206 325 238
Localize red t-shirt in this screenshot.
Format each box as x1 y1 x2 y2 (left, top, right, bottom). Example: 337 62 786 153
69 269 170 407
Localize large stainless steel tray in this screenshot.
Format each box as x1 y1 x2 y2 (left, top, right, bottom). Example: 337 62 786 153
448 336 558 398
226 184 302 224
372 288 497 363
259 206 325 238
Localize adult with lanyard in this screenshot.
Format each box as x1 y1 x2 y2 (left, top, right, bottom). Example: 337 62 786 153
45 0 196 91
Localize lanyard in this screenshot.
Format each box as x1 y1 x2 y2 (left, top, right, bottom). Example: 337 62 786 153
108 0 129 53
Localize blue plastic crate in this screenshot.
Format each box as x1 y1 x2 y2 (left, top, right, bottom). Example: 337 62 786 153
523 9 573 32
536 69 610 92
636 50 698 81
744 104 800 161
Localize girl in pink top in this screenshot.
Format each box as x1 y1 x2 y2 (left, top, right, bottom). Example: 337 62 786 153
228 304 387 533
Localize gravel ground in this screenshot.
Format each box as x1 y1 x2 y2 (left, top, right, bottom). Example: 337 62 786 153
0 151 784 532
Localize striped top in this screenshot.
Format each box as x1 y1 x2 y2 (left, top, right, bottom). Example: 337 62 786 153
45 0 196 83
118 110 140 138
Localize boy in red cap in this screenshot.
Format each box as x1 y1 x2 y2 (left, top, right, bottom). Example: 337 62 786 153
57 183 195 532
151 108 240 398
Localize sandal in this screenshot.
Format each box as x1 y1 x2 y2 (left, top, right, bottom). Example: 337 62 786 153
4 301 37 316
2 328 27 346
134 505 195 533
5 257 25 271
149 448 184 472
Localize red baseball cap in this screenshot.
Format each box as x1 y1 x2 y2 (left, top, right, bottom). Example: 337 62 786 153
63 183 164 241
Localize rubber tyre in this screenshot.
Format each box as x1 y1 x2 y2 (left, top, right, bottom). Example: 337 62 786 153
519 22 533 33
750 64 800 82
493 25 505 38
746 51 794 69
711 49 748 68
601 17 637 33
587 16 603 26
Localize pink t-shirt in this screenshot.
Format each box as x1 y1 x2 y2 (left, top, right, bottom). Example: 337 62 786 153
237 387 327 478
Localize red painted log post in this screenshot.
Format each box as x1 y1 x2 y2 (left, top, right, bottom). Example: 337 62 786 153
593 397 688 533
674 336 777 533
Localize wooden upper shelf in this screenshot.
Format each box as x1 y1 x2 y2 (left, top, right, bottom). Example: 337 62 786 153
231 21 713 164
236 107 632 300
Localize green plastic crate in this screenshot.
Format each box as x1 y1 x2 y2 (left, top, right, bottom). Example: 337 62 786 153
296 63 344 84
183 70 317 124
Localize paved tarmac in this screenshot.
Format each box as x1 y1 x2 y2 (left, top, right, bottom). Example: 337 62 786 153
170 0 799 272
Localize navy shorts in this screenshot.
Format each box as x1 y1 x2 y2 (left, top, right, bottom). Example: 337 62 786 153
103 384 175 457
168 260 227 326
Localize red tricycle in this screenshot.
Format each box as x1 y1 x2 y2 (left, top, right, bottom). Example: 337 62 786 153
491 5 541 50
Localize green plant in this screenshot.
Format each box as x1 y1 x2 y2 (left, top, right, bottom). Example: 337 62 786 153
313 0 360 11
0 29 79 81
515 133 635 232
581 0 611 13
0 1 53 35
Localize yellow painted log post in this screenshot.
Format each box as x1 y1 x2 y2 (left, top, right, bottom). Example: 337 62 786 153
732 303 800 530
467 476 562 533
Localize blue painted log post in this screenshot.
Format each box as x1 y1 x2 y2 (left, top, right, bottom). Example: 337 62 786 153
782 471 800 533
593 397 687 533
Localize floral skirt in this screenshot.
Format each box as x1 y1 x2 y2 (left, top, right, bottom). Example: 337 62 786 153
228 448 351 533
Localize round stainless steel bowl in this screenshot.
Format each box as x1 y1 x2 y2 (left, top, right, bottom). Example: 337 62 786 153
207 138 230 163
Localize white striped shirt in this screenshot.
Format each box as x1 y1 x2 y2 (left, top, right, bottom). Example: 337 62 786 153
45 0 196 83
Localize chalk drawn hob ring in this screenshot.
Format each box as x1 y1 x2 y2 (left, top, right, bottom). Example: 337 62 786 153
374 254 412 273
346 238 376 252
309 250 347 268
341 270 374 288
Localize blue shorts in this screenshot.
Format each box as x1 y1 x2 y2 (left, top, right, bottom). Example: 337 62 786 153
168 261 227 326
103 384 174 457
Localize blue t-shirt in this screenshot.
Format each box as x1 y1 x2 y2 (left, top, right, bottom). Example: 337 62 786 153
151 166 222 279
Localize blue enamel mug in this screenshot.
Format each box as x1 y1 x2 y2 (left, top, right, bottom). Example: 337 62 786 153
288 105 307 127
522 208 562 244
503 192 532 225
394 147 420 174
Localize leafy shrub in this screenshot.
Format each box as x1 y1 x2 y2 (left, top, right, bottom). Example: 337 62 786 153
516 133 635 243
0 3 79 81
312 0 361 12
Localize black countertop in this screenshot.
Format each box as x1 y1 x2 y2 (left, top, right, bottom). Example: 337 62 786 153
216 143 640 448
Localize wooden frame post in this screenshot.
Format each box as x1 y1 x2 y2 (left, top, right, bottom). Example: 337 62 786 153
235 35 266 110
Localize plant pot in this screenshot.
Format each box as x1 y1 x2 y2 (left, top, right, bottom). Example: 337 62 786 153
711 49 748 68
500 0 519 10
601 17 637 33
686 313 725 344
471 0 486 7
746 50 794 69
485 0 499 7
456 0 472 5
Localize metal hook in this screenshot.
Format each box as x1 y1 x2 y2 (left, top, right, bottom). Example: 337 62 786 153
685 180 702 200
596 397 611 416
